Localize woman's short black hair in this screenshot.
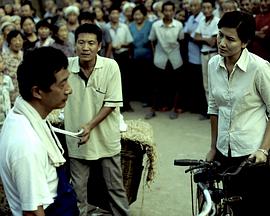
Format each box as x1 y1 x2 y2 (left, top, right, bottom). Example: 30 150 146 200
20 16 35 28
218 11 255 43
132 4 148 17
17 46 68 101
75 23 102 44
6 29 24 45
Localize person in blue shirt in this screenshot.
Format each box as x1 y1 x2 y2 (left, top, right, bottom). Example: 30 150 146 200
129 4 153 107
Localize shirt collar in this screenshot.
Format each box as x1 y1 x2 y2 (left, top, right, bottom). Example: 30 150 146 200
218 48 249 72
194 12 204 23
160 19 177 27
69 54 103 73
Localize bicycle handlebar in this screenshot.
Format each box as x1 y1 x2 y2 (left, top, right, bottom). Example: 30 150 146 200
222 157 255 177
174 159 207 166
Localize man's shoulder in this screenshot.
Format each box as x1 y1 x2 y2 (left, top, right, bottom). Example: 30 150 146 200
68 56 80 73
96 55 119 69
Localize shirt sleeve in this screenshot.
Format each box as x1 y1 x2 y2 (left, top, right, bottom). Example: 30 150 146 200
125 25 133 44
178 24 184 40
255 61 270 117
207 57 219 115
148 23 156 41
104 60 123 107
11 149 54 211
7 76 14 92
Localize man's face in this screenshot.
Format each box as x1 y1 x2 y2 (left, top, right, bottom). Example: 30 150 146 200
76 33 101 63
109 10 120 23
9 34 23 53
103 0 112 9
260 0 270 13
240 0 253 13
38 26 51 40
190 0 202 15
217 27 247 59
40 68 72 110
163 5 175 20
202 2 214 18
21 5 33 17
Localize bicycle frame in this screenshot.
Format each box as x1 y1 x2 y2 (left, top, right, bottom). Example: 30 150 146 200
174 158 254 216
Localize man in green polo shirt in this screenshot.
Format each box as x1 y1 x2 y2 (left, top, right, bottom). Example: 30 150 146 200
64 24 130 216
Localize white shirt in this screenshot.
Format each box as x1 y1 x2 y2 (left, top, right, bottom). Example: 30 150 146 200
0 111 57 215
149 19 184 70
208 49 270 157
195 16 220 52
184 12 204 64
106 22 133 54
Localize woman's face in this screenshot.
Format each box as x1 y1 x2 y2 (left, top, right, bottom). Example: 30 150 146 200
67 12 78 24
3 25 15 39
94 7 104 20
133 9 145 24
9 34 23 53
13 19 21 30
217 27 247 59
22 18 35 34
57 25 68 42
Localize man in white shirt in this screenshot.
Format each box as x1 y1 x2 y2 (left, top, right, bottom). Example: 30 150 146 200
0 47 75 216
184 0 208 119
106 6 134 112
146 1 185 119
206 11 270 216
194 0 220 102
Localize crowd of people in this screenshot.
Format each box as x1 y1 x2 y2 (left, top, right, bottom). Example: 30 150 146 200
0 0 269 120
0 0 269 215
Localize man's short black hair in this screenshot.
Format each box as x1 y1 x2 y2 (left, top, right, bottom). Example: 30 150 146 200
202 0 216 8
7 30 24 46
218 11 255 43
162 1 175 12
78 11 96 24
36 19 52 31
75 23 102 43
17 47 68 101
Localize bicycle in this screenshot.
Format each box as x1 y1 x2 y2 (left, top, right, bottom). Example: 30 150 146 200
174 158 255 216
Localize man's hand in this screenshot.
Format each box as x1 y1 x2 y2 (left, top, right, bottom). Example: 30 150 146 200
23 206 45 216
77 123 92 146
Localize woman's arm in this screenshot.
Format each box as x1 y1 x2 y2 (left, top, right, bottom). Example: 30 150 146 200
206 114 218 161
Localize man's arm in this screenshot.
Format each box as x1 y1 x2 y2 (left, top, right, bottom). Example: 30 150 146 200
23 205 45 216
194 33 217 47
79 106 115 144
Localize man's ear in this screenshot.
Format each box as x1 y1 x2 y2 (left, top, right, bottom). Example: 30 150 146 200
98 42 102 51
241 41 248 49
31 86 42 100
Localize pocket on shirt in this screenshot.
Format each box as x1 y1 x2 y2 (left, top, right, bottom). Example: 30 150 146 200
93 87 106 109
